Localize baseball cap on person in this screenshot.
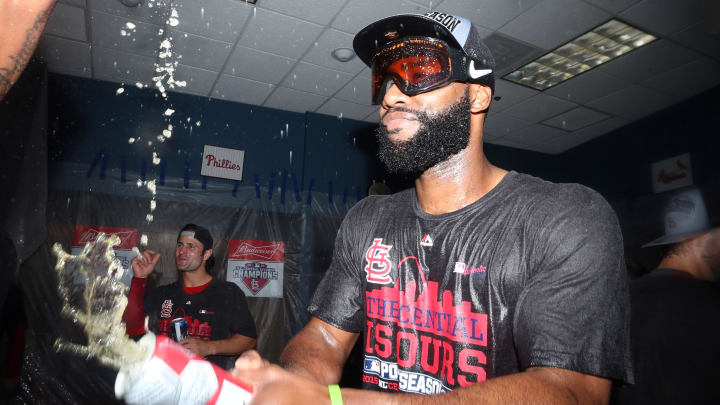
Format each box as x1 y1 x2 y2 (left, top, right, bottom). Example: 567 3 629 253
643 188 712 247
353 11 495 104
178 224 214 251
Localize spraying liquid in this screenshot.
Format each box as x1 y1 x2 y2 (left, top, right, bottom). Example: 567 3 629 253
52 233 148 369
52 234 253 404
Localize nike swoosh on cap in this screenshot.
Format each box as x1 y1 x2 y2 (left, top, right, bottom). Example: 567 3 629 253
469 60 492 79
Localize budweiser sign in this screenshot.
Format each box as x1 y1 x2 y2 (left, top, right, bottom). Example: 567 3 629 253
201 145 245 181
229 240 284 262
72 225 138 250
227 239 285 299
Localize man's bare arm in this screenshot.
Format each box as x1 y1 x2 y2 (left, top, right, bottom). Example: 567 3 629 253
341 366 611 405
0 0 57 100
278 317 359 384
181 333 256 358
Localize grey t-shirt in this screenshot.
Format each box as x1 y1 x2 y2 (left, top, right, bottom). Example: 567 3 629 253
309 171 632 394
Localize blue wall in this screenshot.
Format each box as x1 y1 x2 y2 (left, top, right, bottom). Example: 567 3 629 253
49 73 719 207
48 74 561 199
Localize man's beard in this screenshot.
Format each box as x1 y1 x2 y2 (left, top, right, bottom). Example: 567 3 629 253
375 91 471 174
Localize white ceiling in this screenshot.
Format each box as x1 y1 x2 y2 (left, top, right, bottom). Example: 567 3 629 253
38 0 720 154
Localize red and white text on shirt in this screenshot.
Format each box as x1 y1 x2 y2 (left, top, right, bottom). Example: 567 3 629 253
366 280 487 346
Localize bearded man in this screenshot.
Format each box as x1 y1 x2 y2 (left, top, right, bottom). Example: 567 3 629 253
233 11 632 405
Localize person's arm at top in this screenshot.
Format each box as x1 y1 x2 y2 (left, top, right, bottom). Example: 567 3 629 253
122 249 161 336
0 0 57 100
234 317 610 405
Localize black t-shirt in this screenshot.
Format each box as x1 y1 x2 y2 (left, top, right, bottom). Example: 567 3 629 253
309 171 632 394
145 277 257 370
611 270 720 405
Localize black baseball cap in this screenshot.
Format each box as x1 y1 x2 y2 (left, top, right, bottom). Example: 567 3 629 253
178 224 213 251
353 11 496 93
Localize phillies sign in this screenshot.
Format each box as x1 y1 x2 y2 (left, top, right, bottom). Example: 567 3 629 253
201 145 245 181
226 239 284 298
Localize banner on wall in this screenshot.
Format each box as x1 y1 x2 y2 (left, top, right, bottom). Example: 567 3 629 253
71 225 138 286
226 239 284 298
201 145 245 181
651 152 693 193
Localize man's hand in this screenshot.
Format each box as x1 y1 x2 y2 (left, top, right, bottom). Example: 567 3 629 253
233 351 328 405
179 337 214 357
131 249 161 279
181 334 257 358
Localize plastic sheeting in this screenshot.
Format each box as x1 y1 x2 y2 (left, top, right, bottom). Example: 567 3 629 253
12 161 362 403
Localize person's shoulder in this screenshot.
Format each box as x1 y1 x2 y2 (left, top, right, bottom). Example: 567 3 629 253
146 279 181 300
344 188 413 220
213 279 247 296
511 172 611 214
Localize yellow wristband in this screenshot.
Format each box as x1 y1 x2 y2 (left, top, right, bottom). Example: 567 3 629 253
328 384 343 405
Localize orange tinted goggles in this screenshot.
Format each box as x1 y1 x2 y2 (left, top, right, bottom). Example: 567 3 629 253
371 37 462 104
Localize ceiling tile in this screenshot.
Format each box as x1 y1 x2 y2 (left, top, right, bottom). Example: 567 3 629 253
620 0 704 36
93 46 157 83
586 85 674 119
212 75 275 106
224 45 296 84
264 86 328 114
581 0 641 14
542 107 611 131
542 116 630 153
332 0 430 35
408 0 436 7
670 23 720 62
238 8 324 59
302 29 367 74
641 57 720 100
359 68 372 79
363 110 381 124
90 0 167 26
491 79 539 112
484 32 545 75
172 0 251 43
437 0 543 31
258 0 347 25
46 3 87 42
545 68 630 104
38 35 92 77
168 30 233 71
499 0 610 50
502 93 577 122
90 10 162 57
282 62 354 97
335 76 373 105
501 124 568 146
315 98 378 121
597 39 702 83
569 115 629 141
486 136 532 150
484 112 533 139
169 64 217 97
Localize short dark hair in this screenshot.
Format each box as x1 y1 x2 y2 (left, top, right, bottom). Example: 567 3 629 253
178 224 215 273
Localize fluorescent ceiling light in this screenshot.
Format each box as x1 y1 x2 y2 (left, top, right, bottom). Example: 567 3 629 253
503 19 657 91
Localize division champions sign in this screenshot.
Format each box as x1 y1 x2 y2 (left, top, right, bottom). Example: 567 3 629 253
226 239 284 299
